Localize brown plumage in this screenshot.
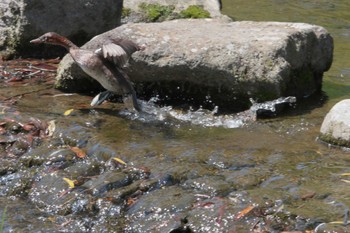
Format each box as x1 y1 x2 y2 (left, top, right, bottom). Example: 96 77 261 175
30 32 141 111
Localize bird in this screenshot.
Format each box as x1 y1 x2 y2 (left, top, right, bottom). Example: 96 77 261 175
30 32 142 111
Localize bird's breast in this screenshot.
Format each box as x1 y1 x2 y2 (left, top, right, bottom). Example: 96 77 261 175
70 49 122 93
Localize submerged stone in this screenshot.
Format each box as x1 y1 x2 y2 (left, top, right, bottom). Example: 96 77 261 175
126 186 195 232
28 171 82 215
182 175 232 196
0 169 33 196
82 170 131 196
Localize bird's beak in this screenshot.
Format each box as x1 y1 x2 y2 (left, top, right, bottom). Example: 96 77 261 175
30 38 42 44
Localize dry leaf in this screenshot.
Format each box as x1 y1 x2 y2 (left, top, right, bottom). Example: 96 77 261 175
113 157 127 165
70 146 86 158
63 177 76 188
235 205 255 220
127 197 136 206
64 109 74 116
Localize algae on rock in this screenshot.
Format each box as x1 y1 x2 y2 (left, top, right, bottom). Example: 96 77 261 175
179 5 211 19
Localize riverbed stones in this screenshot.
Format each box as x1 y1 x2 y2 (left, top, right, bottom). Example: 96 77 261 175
82 170 131 196
126 186 195 232
56 19 333 112
320 99 350 147
0 0 123 58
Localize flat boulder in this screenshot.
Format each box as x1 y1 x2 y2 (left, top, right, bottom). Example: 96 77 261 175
56 19 333 112
320 100 350 147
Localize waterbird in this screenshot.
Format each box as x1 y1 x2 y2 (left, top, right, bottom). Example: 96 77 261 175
30 32 142 111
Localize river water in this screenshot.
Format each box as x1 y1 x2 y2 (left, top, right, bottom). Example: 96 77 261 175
1 1 350 232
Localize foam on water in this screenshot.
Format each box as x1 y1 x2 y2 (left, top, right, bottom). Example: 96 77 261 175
120 96 296 128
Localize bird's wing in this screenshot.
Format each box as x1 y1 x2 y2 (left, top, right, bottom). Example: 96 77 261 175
100 43 129 67
111 39 141 57
96 39 141 67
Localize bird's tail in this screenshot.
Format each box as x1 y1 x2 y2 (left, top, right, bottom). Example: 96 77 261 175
116 68 141 112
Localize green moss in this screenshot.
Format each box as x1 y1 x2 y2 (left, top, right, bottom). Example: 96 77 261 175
122 7 132 18
139 3 175 22
137 4 211 22
319 133 350 148
180 5 211 19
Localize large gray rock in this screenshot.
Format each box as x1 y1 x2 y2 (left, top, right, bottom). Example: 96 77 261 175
56 19 333 112
320 100 350 147
0 0 122 58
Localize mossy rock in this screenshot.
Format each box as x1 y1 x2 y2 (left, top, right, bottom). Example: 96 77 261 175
139 3 176 22
319 133 350 148
137 3 211 22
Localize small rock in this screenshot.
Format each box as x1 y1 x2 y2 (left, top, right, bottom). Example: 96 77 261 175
320 99 350 147
82 170 131 196
126 186 194 232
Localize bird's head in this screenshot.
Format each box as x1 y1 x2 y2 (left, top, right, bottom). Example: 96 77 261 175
30 32 68 46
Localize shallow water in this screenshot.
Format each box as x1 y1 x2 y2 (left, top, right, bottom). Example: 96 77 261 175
1 1 350 232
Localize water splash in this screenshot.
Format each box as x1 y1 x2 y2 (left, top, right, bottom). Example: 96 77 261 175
120 96 296 128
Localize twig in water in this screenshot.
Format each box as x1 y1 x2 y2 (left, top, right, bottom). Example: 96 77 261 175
30 65 57 72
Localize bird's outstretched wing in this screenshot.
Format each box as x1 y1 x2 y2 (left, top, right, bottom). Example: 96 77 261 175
95 39 141 67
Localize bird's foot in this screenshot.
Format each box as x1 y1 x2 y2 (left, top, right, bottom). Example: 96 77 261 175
123 94 141 112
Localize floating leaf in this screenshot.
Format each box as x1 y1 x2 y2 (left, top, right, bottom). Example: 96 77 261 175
63 178 76 188
64 109 74 116
340 173 350 176
70 146 86 158
113 157 127 165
